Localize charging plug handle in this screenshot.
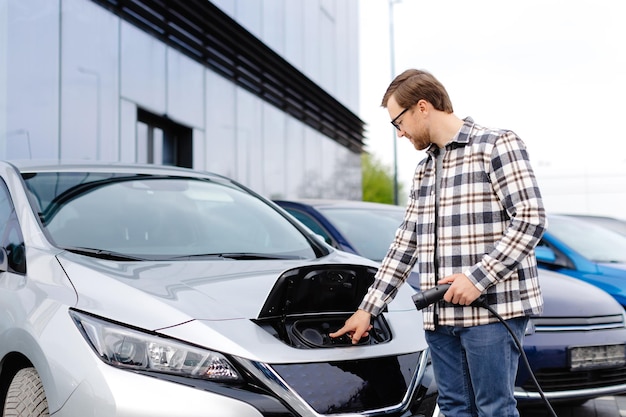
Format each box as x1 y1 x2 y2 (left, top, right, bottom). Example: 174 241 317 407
412 284 451 310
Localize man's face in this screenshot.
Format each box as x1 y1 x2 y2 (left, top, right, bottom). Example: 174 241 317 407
387 96 431 151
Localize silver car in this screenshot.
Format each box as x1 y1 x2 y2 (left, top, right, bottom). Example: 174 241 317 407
0 161 438 417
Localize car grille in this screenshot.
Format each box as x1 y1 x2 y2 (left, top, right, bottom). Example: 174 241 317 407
519 314 626 393
270 352 421 414
521 365 626 392
532 314 625 332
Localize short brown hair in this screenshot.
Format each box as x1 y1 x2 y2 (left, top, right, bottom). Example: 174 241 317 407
381 69 454 113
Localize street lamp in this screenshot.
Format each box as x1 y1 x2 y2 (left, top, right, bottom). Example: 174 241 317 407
389 0 401 205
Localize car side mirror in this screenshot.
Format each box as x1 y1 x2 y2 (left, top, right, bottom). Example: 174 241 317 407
535 246 557 264
0 247 8 272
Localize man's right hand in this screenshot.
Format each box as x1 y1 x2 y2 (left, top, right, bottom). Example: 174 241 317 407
329 309 373 344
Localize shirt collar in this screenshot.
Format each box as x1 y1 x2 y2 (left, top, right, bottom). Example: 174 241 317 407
454 117 475 145
426 117 475 158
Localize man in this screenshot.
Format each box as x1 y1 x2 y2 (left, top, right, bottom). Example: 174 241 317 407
330 69 546 417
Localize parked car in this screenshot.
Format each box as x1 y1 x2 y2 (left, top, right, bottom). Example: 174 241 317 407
536 214 626 307
273 199 404 260
274 199 418 289
561 214 626 237
0 161 439 417
275 200 626 404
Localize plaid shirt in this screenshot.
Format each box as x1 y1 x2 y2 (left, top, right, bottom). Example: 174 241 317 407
360 117 546 330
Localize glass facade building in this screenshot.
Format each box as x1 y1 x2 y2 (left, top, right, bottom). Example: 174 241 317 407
0 0 364 200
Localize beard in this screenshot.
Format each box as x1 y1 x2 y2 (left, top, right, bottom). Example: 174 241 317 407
407 130 431 151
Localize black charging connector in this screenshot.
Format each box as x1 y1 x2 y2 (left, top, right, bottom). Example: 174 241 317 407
412 284 451 310
412 285 558 417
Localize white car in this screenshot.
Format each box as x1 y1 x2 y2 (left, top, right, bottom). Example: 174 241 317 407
0 161 438 417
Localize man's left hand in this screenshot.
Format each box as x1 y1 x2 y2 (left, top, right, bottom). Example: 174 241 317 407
438 274 482 306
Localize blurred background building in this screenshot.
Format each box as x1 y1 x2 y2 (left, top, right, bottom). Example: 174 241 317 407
0 0 364 200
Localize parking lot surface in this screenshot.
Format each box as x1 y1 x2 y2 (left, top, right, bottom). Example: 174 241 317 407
519 395 626 417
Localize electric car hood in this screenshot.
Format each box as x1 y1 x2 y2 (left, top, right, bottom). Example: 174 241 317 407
57 250 425 362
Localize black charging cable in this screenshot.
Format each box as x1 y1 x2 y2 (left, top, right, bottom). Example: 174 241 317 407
413 284 558 417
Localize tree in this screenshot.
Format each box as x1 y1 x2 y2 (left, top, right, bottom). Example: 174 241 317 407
362 153 404 205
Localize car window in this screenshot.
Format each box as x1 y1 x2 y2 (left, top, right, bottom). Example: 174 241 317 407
548 216 626 263
0 179 26 274
0 183 12 236
318 207 404 262
281 209 334 246
23 173 316 260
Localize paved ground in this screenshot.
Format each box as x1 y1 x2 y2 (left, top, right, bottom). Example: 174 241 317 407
519 396 626 417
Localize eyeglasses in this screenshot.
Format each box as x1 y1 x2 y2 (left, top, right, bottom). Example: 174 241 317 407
390 107 410 131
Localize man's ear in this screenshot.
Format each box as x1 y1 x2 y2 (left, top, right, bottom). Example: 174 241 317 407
416 99 428 115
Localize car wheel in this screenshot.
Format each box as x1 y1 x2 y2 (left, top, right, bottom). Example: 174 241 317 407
3 367 50 417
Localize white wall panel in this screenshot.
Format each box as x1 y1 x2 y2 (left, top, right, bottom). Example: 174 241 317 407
5 0 59 159
262 103 286 199
234 0 262 40
284 1 305 72
301 125 322 197
192 128 206 170
211 0 235 19
285 117 305 198
335 0 359 112
167 49 204 129
120 22 166 115
0 1 7 158
302 1 321 84
235 88 263 190
319 0 336 93
336 145 362 200
119 98 137 162
60 0 119 161
205 70 236 178
262 0 286 56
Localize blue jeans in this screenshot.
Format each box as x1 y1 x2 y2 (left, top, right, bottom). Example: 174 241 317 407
425 317 528 417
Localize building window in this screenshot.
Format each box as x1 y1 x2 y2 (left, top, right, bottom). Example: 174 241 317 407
137 109 192 168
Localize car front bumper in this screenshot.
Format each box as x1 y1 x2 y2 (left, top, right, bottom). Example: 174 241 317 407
53 345 439 417
516 328 626 403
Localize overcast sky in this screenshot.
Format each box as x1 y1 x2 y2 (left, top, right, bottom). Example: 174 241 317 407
358 0 626 217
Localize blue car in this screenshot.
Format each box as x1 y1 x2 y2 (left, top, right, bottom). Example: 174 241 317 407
536 214 626 307
275 200 626 404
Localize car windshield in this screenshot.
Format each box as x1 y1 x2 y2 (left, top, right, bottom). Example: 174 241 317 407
22 172 316 260
317 207 404 261
548 216 626 263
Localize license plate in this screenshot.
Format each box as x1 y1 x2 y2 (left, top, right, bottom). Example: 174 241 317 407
569 344 626 370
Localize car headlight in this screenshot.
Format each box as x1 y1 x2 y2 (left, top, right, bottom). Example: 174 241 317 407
70 310 241 381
